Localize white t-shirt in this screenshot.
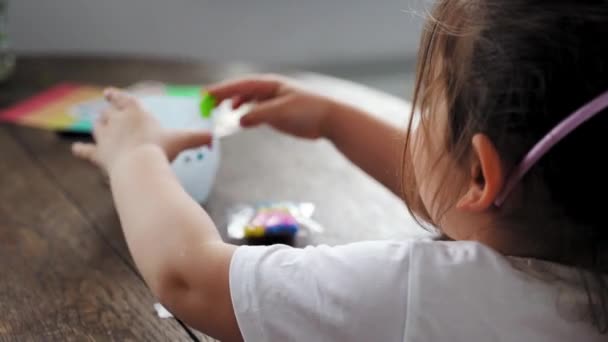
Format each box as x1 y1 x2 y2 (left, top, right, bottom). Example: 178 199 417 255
229 239 606 342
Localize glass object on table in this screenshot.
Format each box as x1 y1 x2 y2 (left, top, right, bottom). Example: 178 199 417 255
0 0 15 82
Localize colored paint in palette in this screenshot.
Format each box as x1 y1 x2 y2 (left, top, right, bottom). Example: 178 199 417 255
0 83 209 133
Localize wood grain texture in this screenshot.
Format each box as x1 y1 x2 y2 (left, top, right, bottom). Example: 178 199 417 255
0 126 195 341
10 127 217 342
0 56 234 341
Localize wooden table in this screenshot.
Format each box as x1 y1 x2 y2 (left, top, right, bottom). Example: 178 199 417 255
0 56 424 341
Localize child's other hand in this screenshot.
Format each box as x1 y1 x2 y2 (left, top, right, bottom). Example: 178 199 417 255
207 75 336 139
72 88 212 174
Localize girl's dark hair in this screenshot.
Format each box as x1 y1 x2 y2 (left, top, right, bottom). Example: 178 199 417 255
403 0 608 332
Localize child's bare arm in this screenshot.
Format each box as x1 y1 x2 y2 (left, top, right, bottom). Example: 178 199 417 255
72 89 242 341
208 75 407 197
110 146 240 341
324 102 406 197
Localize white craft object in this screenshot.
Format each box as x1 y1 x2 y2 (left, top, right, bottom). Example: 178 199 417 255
138 95 220 203
153 303 174 319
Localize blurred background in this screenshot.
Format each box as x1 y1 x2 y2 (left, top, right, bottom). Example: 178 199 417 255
8 0 428 99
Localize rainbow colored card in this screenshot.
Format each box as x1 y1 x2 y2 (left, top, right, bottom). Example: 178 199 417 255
0 83 204 133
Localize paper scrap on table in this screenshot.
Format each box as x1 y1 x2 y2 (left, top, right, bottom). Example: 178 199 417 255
154 303 174 319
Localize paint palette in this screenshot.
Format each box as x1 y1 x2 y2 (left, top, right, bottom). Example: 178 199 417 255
0 83 215 133
0 83 104 132
0 84 221 203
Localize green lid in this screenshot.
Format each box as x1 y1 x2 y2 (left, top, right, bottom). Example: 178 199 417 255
200 92 217 118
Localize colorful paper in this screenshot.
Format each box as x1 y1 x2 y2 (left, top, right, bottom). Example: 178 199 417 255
0 83 204 133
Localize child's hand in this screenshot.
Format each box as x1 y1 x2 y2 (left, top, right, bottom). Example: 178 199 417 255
207 75 336 139
72 88 212 174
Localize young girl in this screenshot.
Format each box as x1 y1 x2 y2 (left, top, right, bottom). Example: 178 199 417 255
72 0 608 340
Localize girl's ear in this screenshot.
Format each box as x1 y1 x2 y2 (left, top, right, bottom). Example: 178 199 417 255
456 134 504 212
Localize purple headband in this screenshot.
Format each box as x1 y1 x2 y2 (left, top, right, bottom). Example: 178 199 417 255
495 90 608 206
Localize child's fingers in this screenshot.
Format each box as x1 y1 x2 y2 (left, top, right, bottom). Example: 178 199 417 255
97 107 112 126
104 87 138 110
92 115 109 142
72 142 98 164
239 97 289 127
207 76 282 103
231 95 245 109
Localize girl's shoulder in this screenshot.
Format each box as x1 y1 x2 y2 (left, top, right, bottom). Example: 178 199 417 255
408 238 586 285
404 239 602 340
407 238 584 287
